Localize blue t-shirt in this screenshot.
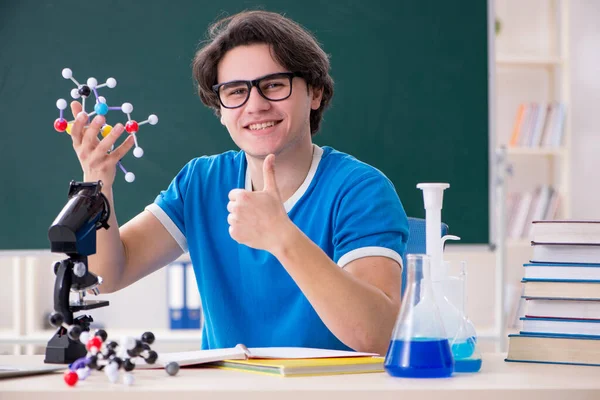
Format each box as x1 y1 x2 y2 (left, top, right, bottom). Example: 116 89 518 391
146 145 409 350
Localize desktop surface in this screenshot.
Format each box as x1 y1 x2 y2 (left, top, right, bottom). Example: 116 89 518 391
1 353 599 400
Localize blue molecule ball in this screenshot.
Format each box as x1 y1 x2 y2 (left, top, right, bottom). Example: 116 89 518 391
94 102 109 116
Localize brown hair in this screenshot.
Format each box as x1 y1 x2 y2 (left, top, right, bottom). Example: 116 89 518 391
192 10 334 135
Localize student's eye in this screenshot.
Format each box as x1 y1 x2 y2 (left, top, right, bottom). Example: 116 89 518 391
225 87 247 96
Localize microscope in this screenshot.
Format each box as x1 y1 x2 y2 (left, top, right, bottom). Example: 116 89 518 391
45 180 111 364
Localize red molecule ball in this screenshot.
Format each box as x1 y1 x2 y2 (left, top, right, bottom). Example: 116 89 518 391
125 120 139 133
86 336 103 351
54 118 68 132
64 370 78 386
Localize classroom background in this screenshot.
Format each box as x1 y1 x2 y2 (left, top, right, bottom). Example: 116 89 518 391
1 0 598 355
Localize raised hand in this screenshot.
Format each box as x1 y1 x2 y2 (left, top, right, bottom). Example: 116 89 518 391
227 154 293 252
69 101 135 187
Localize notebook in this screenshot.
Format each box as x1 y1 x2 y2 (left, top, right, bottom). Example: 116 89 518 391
135 344 380 374
0 365 65 379
209 356 384 377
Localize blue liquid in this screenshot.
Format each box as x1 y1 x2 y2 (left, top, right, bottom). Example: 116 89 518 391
384 338 454 378
451 337 476 359
454 357 482 373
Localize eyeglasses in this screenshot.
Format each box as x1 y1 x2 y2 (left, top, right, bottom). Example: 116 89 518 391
212 72 302 109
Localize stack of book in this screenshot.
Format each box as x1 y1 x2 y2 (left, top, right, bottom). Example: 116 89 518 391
506 220 600 367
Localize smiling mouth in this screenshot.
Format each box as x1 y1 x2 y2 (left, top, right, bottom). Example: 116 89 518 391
245 120 282 131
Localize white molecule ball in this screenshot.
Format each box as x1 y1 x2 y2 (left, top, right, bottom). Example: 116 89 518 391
121 336 136 350
105 361 119 375
123 373 135 386
76 111 87 120
106 77 117 88
56 99 67 110
98 96 107 104
70 88 81 99
106 370 119 384
148 114 158 125
76 367 91 380
121 102 133 114
87 77 98 88
133 147 144 158
62 68 73 79
78 331 90 345
125 172 136 183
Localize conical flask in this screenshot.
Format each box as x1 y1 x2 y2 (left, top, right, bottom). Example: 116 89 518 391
384 254 454 378
450 261 482 372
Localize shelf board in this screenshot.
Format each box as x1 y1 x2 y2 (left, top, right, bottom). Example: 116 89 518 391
496 55 563 66
0 328 202 345
505 147 565 156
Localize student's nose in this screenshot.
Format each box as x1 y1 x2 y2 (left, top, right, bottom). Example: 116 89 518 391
245 86 271 112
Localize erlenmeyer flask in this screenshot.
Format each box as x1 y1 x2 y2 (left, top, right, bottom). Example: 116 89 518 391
450 261 482 372
384 254 454 378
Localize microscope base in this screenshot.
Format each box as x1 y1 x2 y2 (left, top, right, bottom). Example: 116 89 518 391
44 330 87 364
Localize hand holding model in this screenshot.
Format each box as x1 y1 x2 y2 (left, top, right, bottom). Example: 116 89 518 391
227 154 294 252
69 101 135 188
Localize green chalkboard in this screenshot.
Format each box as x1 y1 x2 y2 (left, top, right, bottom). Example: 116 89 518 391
0 0 489 250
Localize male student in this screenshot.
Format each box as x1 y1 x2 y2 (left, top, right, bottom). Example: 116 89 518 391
68 10 409 356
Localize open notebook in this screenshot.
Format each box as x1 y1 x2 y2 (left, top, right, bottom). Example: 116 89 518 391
136 344 383 376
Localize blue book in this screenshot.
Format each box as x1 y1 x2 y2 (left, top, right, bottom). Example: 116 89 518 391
506 333 600 367
523 262 600 281
531 242 600 264
185 263 202 329
521 279 600 300
523 298 600 320
167 262 187 330
520 317 600 337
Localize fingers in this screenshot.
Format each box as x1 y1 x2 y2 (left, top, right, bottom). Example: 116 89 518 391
108 134 135 162
96 123 125 154
69 112 88 147
228 188 247 201
70 101 82 119
262 154 278 193
82 115 106 147
227 213 237 225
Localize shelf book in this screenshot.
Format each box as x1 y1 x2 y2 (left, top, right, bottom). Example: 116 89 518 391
136 344 383 377
508 102 566 148
506 220 600 367
507 186 560 240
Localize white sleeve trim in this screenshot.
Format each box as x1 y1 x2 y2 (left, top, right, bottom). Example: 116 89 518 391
145 203 188 252
337 247 403 270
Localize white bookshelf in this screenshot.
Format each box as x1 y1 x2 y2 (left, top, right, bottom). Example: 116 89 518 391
495 0 571 238
492 0 571 351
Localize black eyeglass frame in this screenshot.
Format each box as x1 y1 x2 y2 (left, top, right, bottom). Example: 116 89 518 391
212 71 303 109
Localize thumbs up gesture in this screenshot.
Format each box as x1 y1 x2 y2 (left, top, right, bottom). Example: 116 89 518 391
227 154 292 252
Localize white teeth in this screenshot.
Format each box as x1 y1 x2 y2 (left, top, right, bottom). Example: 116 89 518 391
248 121 277 130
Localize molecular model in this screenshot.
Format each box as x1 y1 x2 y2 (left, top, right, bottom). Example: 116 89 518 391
53 68 158 183
49 312 179 387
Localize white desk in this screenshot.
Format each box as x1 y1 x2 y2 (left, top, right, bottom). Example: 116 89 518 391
1 353 599 400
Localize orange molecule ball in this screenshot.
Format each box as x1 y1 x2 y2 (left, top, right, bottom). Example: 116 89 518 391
54 118 68 132
64 370 78 387
101 124 113 138
125 120 139 133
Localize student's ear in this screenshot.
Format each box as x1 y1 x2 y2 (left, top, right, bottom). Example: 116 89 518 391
310 86 323 110
220 115 226 125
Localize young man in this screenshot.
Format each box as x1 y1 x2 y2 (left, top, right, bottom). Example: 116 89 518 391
68 10 409 355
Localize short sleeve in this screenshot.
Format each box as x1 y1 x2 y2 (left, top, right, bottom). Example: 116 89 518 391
333 172 409 270
144 159 197 252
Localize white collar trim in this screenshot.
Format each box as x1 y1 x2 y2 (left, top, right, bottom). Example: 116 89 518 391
245 144 323 213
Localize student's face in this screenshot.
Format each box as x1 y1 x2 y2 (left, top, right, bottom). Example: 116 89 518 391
216 43 322 158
